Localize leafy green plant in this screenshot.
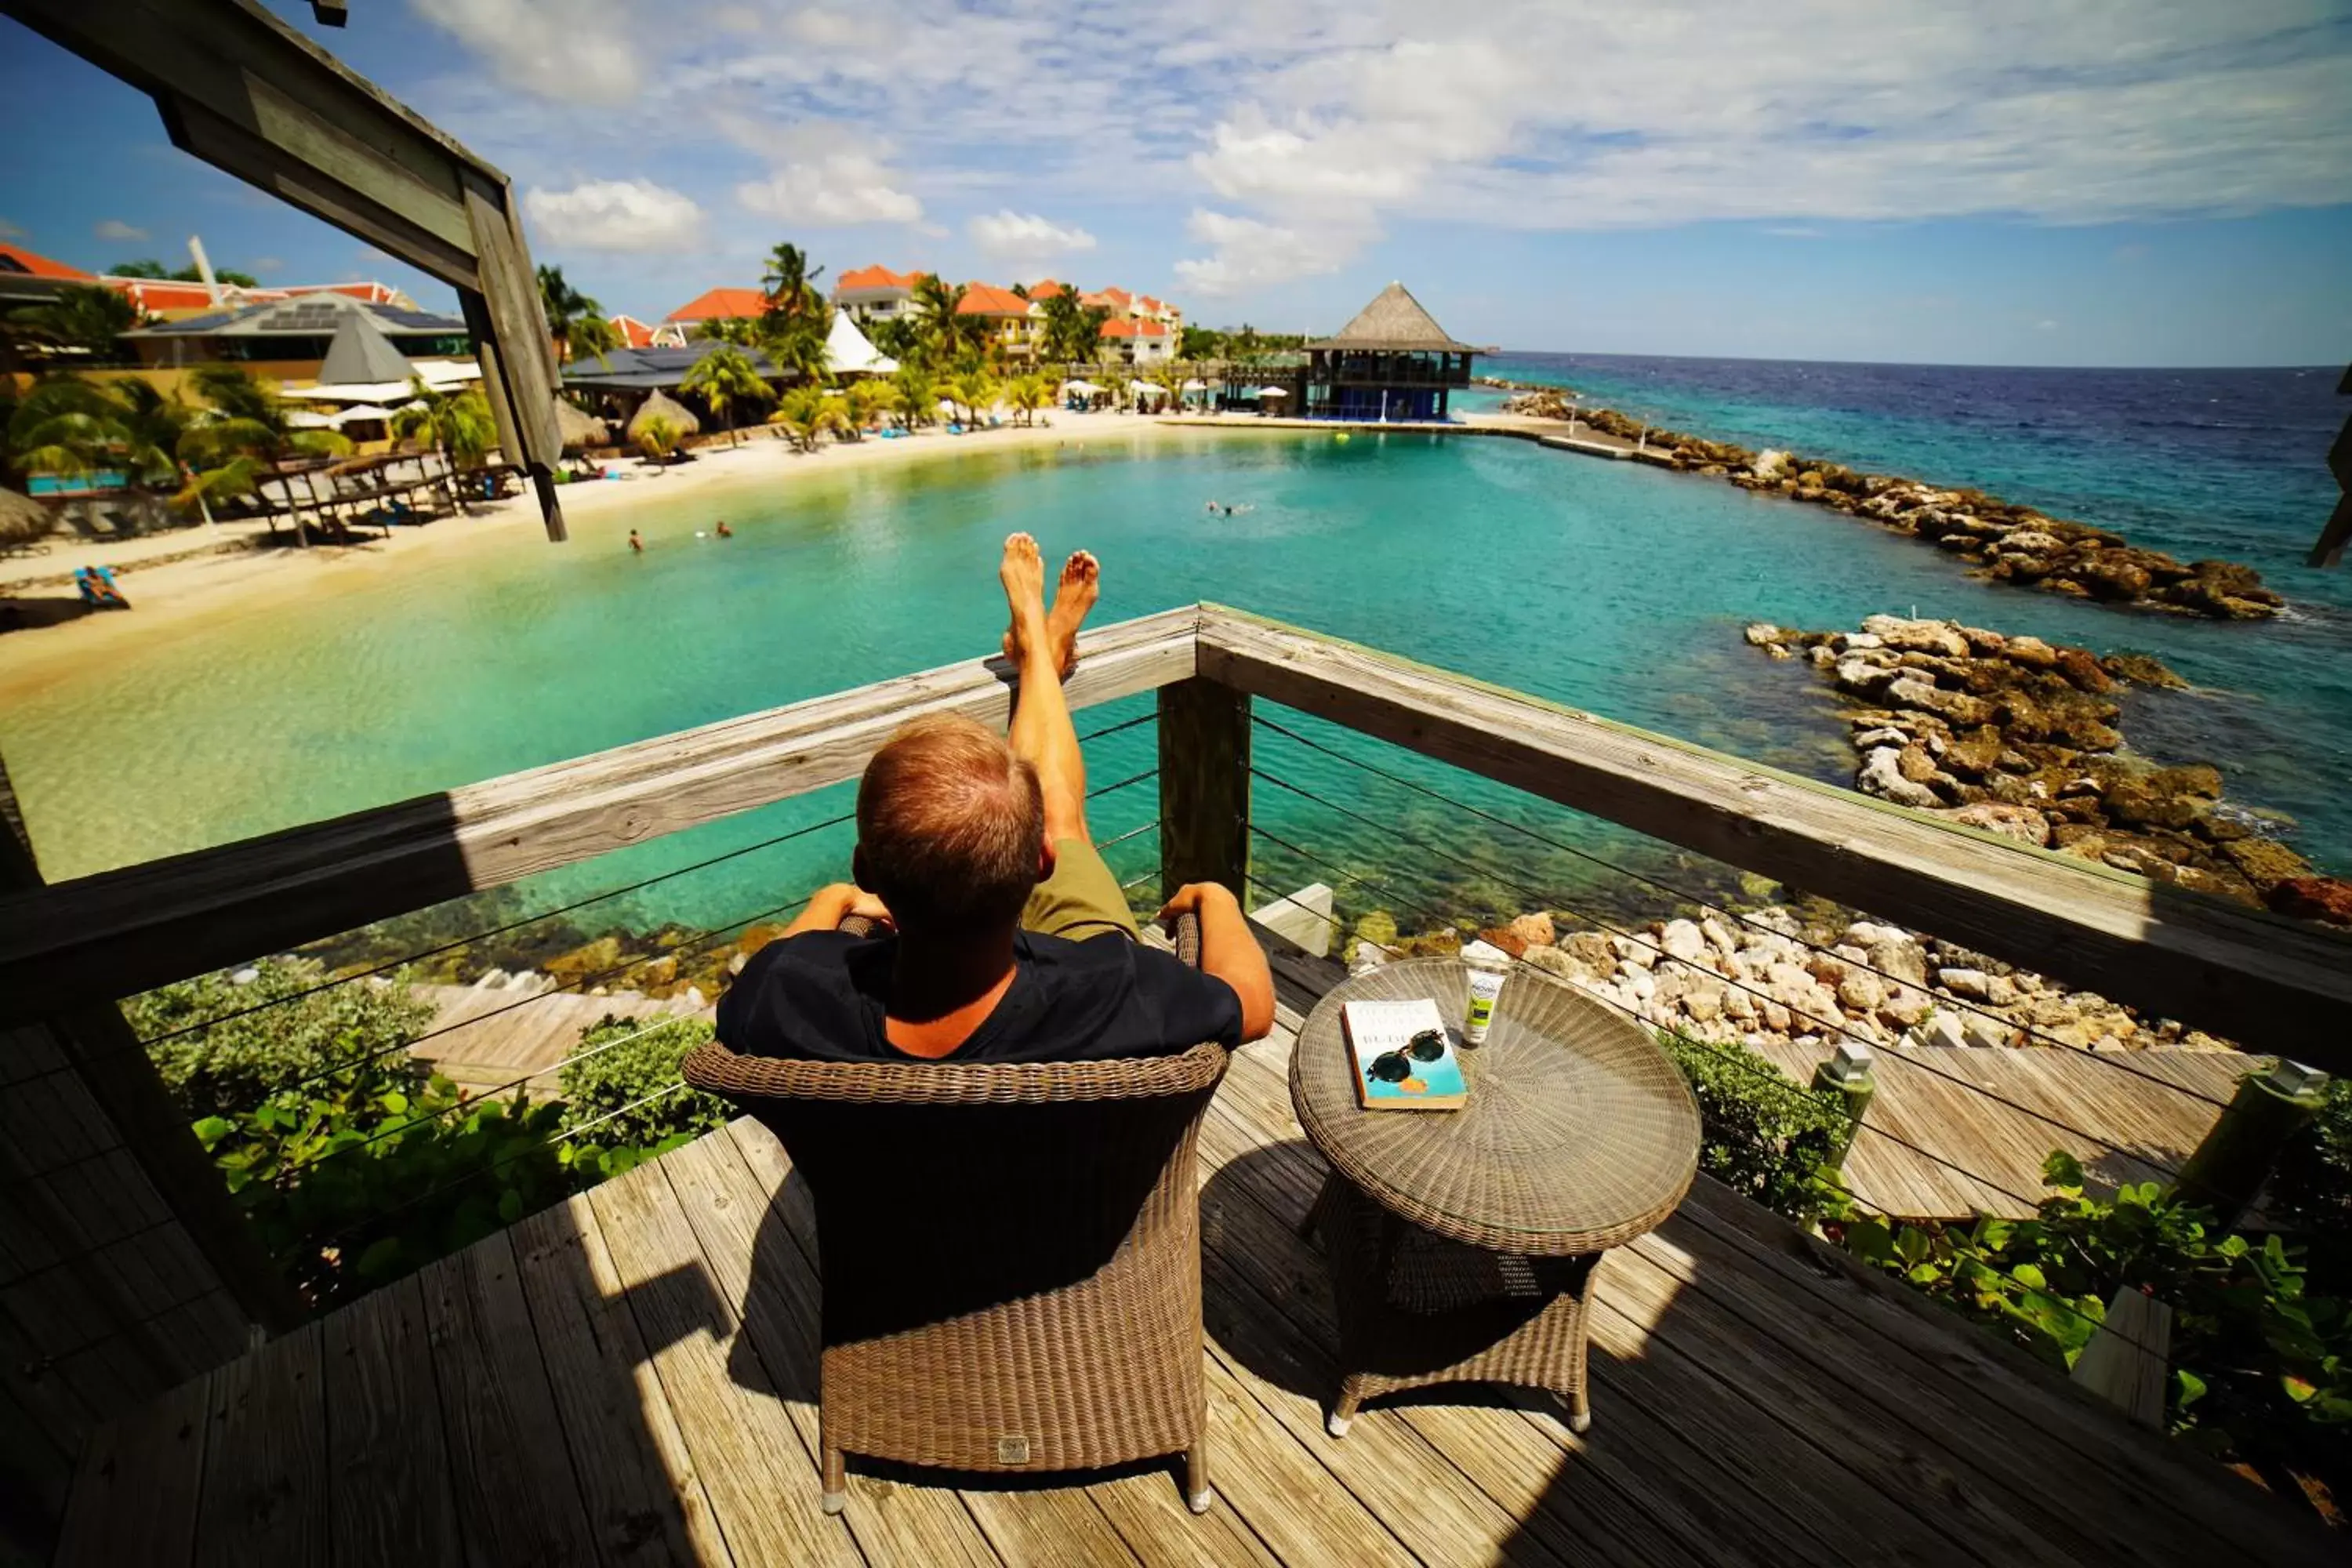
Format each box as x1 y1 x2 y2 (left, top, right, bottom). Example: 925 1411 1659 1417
1653 1029 1846 1219
194 1072 576 1307
1838 1152 2352 1480
559 1013 731 1151
127 956 434 1120
2270 1077 2352 1290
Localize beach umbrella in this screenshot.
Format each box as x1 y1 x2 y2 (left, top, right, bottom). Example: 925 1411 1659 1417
286 408 341 429
1258 386 1291 398
553 398 609 453
626 388 700 441
1181 379 1207 391
0 486 52 548
1063 379 1100 394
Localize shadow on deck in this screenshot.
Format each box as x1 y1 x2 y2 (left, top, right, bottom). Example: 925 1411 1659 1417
52 991 2336 1566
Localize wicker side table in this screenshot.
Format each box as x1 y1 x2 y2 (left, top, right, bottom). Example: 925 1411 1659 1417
1290 957 1700 1435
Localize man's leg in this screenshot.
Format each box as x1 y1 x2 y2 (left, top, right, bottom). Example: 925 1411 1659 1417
998 534 1131 939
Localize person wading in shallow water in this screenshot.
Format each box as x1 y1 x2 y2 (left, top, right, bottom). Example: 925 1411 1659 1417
720 533 1276 1063
628 528 644 554
716 520 733 538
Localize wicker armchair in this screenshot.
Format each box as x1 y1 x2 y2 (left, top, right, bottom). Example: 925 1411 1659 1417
681 913 1229 1515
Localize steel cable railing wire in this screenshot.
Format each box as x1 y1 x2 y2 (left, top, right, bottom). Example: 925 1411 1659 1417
211 780 1169 1189
1234 849 2056 1218
1229 862 2147 1352
1250 711 2238 1113
1245 770 2180 1178
123 710 1156 1056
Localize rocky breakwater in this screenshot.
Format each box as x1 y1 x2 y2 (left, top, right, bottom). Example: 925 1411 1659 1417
1350 906 2219 1059
1744 614 2352 925
1500 388 2281 620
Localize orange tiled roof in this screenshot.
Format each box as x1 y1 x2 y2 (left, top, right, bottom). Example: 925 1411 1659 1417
956 281 1031 316
610 314 659 349
1027 278 1067 300
287 281 407 305
837 264 920 292
665 286 769 323
0 243 93 281
107 279 220 312
1098 318 1171 339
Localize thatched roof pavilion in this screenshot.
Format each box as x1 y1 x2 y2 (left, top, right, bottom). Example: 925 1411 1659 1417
626 389 700 441
1299 281 1486 422
554 398 610 452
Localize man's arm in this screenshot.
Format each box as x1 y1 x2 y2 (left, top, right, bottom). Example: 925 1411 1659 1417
1157 882 1276 1044
779 883 893 940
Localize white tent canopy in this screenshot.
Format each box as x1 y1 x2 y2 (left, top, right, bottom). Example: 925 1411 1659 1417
288 403 397 428
1062 379 1101 394
1258 385 1292 397
1130 379 1163 396
824 309 897 376
292 358 480 405
1181 378 1207 391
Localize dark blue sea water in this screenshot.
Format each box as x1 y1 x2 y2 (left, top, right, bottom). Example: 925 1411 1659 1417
1475 353 2349 616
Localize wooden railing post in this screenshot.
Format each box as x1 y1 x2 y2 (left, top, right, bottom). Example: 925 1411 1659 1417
1812 1041 1878 1171
2171 1061 2329 1227
1158 678 1251 902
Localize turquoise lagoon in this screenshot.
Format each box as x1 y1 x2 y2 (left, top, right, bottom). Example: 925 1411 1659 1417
4 422 2346 953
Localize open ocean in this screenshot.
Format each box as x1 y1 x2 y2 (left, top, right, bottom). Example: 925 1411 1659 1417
4 354 2347 956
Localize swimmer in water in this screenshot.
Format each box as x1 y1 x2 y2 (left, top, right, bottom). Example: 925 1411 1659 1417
716 520 732 537
629 528 644 554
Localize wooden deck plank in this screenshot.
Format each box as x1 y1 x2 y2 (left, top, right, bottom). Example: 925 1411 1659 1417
322 1273 464 1565
586 1159 862 1568
194 1319 327 1568
509 1195 731 1566
52 1368 211 1568
662 1125 1004 1568
416 1229 601 1566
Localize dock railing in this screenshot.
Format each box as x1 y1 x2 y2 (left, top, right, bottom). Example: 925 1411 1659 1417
4 603 2350 1515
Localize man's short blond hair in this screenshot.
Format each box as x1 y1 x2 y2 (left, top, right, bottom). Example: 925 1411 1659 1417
855 713 1044 933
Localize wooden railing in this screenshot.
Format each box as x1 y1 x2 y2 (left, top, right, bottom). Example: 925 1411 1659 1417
5 604 2350 1063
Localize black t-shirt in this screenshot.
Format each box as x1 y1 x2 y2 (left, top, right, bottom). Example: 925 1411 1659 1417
719 929 1244 1064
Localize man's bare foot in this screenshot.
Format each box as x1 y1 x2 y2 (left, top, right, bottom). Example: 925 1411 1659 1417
999 533 1050 666
1045 550 1100 679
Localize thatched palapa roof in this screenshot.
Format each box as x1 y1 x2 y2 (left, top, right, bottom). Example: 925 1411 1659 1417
1304 281 1483 354
626 389 700 440
554 398 610 452
0 486 53 544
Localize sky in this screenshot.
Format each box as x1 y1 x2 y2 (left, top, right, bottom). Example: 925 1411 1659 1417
3 1 2350 366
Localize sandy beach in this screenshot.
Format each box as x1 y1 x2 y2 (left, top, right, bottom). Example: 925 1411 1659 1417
0 412 1190 703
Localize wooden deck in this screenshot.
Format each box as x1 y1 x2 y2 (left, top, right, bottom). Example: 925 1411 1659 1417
52 964 2335 1568
1747 1038 2248 1220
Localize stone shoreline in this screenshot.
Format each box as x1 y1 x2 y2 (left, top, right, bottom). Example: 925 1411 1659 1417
1478 377 2283 620
1743 613 2349 924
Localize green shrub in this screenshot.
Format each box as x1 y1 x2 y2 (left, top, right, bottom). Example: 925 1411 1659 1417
126 956 434 1120
195 1073 575 1307
559 1013 731 1151
1654 1029 1846 1220
1838 1152 2352 1479
2270 1077 2352 1290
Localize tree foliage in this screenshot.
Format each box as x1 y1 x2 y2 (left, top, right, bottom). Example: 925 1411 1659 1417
559 1013 731 1151
679 344 775 445
4 285 143 361
1654 1029 1846 1219
126 956 433 1121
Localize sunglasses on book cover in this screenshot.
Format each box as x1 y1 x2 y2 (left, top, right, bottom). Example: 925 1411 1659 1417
1367 1028 1449 1083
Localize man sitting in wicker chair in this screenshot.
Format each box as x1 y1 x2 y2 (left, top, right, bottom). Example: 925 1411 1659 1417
720 533 1275 1063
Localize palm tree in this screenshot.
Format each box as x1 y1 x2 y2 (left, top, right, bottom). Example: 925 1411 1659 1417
678 345 775 447
889 366 938 431
635 415 684 466
946 369 997 427
842 379 894 439
760 244 826 321
178 365 351 541
564 313 621 368
910 275 966 366
757 307 830 387
5 376 180 486
866 314 921 365
696 317 760 346
765 385 844 453
3 285 143 365
1004 373 1051 428
1151 361 1188 416
537 265 603 362
387 377 492 513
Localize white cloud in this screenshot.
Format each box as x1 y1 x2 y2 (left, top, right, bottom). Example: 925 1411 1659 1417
0 218 25 242
412 0 640 104
93 219 148 243
524 180 706 251
1174 209 1363 296
968 210 1097 263
249 256 284 274
736 154 922 226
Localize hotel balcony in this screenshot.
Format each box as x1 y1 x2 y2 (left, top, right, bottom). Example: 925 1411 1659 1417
6 608 2345 1567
